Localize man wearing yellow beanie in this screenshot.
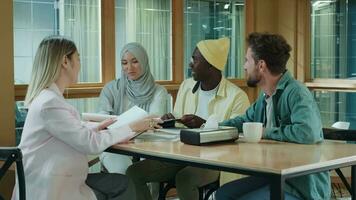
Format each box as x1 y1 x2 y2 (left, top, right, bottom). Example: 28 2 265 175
126 37 250 200
196 37 230 71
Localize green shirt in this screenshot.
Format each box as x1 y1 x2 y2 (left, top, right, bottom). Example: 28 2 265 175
220 71 330 200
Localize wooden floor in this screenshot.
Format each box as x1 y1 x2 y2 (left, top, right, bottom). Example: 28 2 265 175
332 183 351 200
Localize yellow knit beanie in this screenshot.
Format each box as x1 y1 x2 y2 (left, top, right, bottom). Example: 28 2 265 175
197 37 230 71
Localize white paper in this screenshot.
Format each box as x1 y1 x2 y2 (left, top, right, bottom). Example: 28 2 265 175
135 132 179 140
202 115 219 130
108 106 148 129
158 128 183 135
82 113 117 122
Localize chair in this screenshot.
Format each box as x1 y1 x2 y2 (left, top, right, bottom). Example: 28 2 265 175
198 179 219 200
15 104 27 146
158 178 219 200
158 179 175 200
331 121 350 130
0 147 25 200
323 127 356 195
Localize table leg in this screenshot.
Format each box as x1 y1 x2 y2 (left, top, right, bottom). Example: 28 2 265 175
352 165 356 200
270 176 285 200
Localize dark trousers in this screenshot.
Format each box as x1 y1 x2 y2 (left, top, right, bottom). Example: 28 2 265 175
86 173 136 200
215 176 300 200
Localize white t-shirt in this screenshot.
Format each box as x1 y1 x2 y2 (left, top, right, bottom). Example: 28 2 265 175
195 85 219 119
265 93 276 129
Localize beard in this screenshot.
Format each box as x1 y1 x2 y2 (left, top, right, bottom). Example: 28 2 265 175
246 76 260 87
188 68 198 81
192 72 199 81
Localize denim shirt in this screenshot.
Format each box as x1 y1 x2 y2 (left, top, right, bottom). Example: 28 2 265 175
220 71 331 199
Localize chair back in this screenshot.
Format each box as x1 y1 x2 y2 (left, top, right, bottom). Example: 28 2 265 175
331 121 350 130
323 125 356 196
323 128 356 141
0 147 25 200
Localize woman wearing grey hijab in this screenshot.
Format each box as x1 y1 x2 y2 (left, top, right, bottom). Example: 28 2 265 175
99 42 167 116
98 42 168 174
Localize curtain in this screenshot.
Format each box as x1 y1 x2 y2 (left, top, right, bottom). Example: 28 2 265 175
136 0 171 80
226 3 244 78
59 0 101 83
59 0 101 113
116 0 172 81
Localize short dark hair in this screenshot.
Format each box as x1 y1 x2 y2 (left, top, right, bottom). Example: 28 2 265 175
247 32 291 75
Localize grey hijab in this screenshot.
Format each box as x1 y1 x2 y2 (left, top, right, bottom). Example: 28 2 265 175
116 42 157 114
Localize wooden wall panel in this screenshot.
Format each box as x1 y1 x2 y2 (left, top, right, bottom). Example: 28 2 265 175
0 1 15 198
277 0 297 75
249 0 307 81
254 0 278 33
0 171 15 199
172 0 184 84
297 0 310 82
101 0 116 83
0 0 15 146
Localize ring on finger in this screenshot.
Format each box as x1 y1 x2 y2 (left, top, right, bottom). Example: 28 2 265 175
149 120 155 128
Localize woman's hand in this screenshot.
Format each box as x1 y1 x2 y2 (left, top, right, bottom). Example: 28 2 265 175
97 118 117 131
129 116 163 133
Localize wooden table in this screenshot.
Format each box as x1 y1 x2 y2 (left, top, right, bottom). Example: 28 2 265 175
107 139 356 200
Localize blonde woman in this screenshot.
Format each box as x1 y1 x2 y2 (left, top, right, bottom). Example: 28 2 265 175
12 36 162 200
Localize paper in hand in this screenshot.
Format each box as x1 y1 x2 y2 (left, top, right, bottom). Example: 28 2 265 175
82 113 117 122
108 106 148 129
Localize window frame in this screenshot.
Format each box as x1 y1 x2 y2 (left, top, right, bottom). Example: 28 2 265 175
14 0 256 103
14 0 115 100
303 0 356 92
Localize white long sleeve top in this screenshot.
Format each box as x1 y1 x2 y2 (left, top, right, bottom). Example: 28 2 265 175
12 83 135 200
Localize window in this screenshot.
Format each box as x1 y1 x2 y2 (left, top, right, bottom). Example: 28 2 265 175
310 0 356 127
61 0 101 83
14 0 57 84
67 97 100 113
13 0 101 84
115 0 172 80
311 0 356 79
184 0 245 78
313 90 356 129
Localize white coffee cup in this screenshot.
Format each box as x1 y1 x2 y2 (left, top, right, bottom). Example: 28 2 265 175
242 122 263 143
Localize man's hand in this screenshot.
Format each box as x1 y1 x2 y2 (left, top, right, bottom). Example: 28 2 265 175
180 114 206 128
161 113 176 120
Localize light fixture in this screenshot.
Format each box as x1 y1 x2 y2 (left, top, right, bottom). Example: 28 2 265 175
312 0 336 8
224 3 230 9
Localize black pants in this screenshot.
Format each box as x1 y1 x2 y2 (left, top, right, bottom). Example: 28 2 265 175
86 173 136 200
